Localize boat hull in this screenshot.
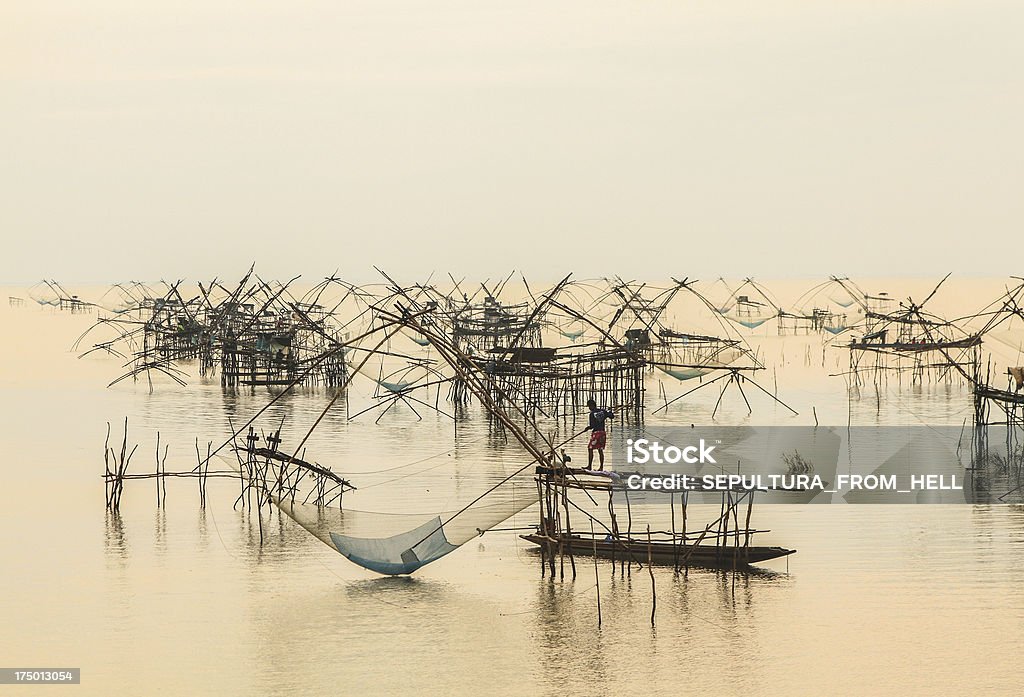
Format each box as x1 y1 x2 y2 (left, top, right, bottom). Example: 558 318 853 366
520 534 794 569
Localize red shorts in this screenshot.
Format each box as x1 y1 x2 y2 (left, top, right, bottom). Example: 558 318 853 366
588 430 607 450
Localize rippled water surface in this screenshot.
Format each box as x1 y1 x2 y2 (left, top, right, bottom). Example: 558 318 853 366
2 288 1023 696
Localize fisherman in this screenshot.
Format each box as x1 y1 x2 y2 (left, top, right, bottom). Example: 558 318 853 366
585 398 614 471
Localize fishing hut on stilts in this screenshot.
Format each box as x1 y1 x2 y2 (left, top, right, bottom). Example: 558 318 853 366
846 275 981 389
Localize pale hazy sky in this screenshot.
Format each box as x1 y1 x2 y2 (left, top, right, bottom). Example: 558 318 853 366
2 1 1022 283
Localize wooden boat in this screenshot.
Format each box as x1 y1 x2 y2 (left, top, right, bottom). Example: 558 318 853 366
974 384 1024 405
849 333 981 353
520 533 795 569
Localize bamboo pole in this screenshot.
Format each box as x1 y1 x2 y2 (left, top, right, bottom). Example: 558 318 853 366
647 525 656 627
591 518 602 629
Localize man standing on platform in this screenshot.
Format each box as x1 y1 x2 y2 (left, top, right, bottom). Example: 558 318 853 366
585 398 614 471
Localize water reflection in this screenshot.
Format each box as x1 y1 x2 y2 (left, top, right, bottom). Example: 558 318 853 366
103 510 130 564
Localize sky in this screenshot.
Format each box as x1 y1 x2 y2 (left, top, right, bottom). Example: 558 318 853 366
2 1 1022 283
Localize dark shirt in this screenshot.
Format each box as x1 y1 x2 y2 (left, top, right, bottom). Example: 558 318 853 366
589 408 613 432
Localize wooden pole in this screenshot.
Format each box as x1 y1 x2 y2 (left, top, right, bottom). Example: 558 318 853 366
591 518 602 629
647 524 656 627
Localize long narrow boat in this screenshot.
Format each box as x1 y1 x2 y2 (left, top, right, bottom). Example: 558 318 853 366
848 334 981 353
520 533 795 569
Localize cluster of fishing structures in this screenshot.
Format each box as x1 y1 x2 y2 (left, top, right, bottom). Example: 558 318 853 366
14 270 1024 625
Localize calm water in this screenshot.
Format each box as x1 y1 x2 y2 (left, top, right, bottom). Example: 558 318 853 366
2 284 1024 696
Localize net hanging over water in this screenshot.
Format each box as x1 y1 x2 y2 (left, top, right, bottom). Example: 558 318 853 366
329 517 456 575
269 474 540 576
